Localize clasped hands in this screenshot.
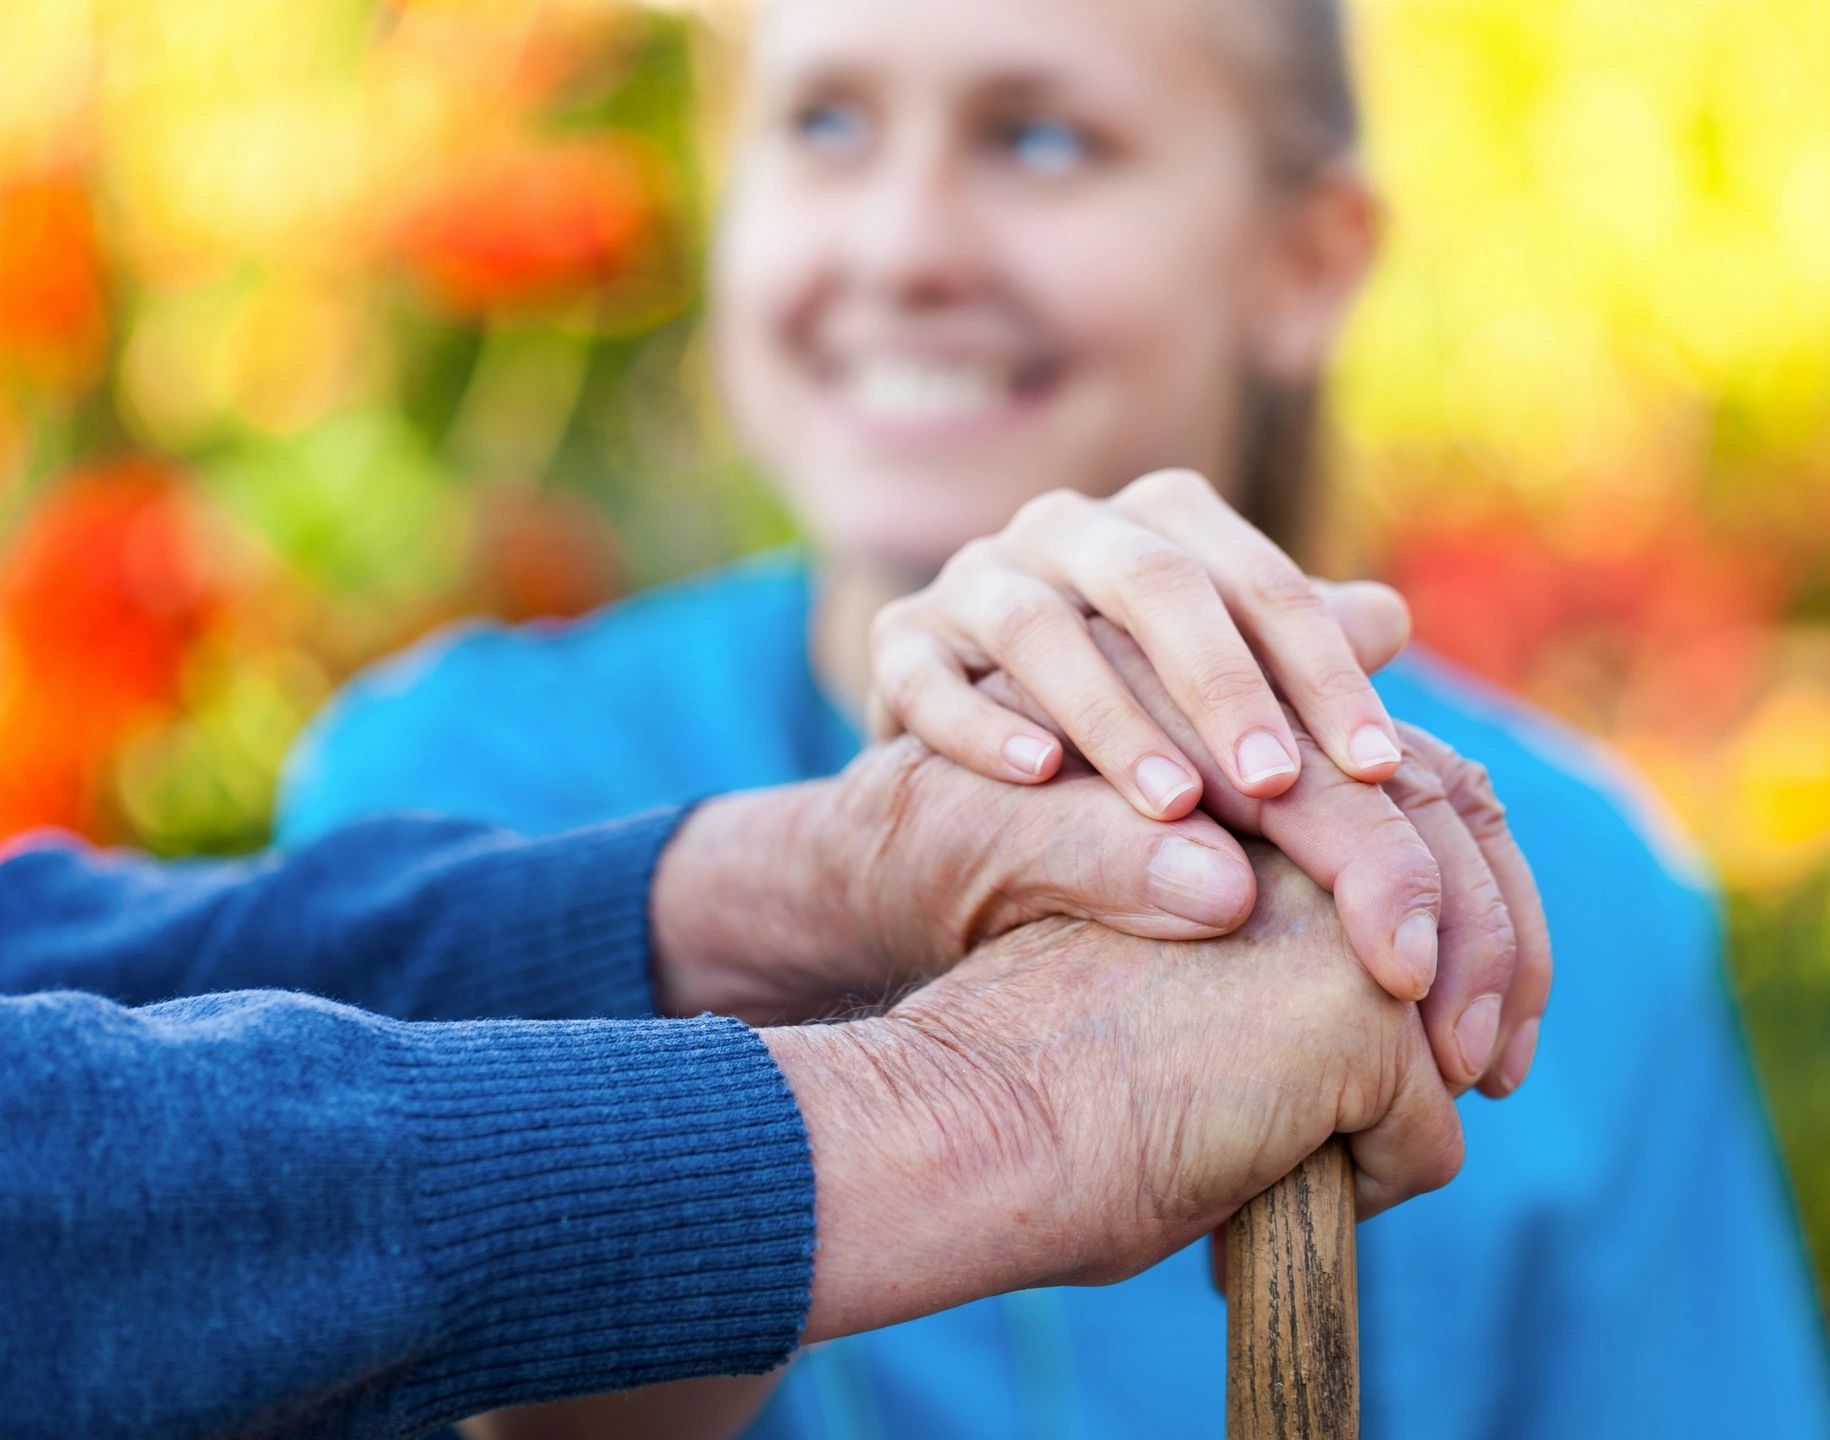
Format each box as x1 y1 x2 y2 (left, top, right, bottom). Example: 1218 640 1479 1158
650 628 1548 1341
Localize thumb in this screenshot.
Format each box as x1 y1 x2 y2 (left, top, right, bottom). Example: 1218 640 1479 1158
1009 777 1257 940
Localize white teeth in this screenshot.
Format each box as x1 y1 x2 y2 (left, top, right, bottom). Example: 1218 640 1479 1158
846 358 1010 421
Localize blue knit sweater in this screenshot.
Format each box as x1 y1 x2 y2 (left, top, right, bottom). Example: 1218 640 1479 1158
0 811 816 1439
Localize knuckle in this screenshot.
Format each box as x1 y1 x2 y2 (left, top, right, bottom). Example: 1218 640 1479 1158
1445 759 1511 840
883 661 936 719
1382 824 1444 908
989 593 1067 657
1013 488 1086 535
1305 662 1376 704
1395 719 1444 761
869 597 917 649
1383 756 1451 812
947 536 1000 578
1246 563 1326 617
1347 816 1442 913
1124 466 1211 510
1121 544 1206 602
1188 661 1271 712
1466 889 1520 967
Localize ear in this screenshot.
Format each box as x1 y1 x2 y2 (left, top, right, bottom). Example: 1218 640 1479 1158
1251 162 1384 384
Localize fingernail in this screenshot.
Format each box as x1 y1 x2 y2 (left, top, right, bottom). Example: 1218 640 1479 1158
1236 730 1298 787
1349 724 1402 771
1495 1017 1540 1094
1135 755 1198 813
1004 734 1055 777
1455 994 1504 1079
1393 911 1438 998
1148 837 1247 927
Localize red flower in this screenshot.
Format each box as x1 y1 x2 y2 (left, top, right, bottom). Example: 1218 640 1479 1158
393 138 655 315
1388 496 1788 740
0 460 226 838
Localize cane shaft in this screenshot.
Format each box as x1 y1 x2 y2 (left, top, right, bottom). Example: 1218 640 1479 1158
1225 1138 1359 1439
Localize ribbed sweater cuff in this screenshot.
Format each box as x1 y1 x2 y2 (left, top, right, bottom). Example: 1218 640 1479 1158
384 1012 813 1435
432 807 691 1022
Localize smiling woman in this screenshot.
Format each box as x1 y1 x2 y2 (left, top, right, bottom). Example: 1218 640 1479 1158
712 0 1303 573
276 1 1830 1438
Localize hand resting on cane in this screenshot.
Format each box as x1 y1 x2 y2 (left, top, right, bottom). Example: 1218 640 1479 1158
468 591 1552 1440
467 843 1464 1440
915 617 1553 1101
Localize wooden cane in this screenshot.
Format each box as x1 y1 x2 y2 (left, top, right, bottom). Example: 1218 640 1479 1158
1225 1137 1359 1439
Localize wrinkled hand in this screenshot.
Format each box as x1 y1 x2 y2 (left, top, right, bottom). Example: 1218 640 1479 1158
649 736 1258 1025
773 844 1463 1342
977 618 1552 1097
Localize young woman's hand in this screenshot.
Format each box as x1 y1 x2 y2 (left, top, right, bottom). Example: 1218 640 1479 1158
868 468 1409 821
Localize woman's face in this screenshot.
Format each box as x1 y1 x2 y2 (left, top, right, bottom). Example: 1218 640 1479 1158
712 0 1327 574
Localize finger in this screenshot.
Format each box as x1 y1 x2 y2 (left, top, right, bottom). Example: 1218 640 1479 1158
1083 617 1443 1001
1113 469 1403 784
1013 776 1258 938
1381 747 1518 1091
1346 1017 1466 1220
1401 726 1553 1097
1010 502 1303 799
1315 579 1411 673
872 627 1064 784
1216 544 1402 782
955 571 1205 820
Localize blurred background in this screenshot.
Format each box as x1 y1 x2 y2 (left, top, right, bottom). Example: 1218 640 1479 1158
0 0 1824 1300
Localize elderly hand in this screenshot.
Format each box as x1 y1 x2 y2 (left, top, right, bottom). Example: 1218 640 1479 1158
466 841 1461 1440
648 734 1262 1025
981 618 1552 1098
768 842 1463 1343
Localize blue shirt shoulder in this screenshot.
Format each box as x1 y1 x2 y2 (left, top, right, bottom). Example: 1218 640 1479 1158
279 554 854 844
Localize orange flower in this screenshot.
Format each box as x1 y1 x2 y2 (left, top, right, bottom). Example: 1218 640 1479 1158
393 137 655 315
0 175 108 392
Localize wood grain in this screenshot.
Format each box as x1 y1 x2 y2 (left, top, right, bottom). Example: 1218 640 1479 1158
1225 1138 1359 1440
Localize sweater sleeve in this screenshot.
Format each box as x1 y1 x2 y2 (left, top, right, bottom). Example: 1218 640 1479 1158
0 989 814 1440
0 808 689 1023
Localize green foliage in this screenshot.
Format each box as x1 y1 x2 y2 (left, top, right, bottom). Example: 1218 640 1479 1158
1728 865 1830 1313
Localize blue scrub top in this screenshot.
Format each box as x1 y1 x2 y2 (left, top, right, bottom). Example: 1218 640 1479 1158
281 553 1830 1440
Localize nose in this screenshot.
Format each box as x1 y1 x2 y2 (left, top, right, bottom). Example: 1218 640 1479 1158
842 120 988 308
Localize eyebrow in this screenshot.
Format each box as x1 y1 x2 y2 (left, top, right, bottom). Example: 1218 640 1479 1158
766 55 1135 115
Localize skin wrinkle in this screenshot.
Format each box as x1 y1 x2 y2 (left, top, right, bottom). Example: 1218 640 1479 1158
864 1007 1065 1228
888 867 1408 1271
874 746 1007 960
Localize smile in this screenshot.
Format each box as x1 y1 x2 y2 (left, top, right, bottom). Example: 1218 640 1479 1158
826 354 1063 433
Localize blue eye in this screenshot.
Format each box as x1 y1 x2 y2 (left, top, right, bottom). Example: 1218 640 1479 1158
792 101 870 157
1003 118 1091 175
